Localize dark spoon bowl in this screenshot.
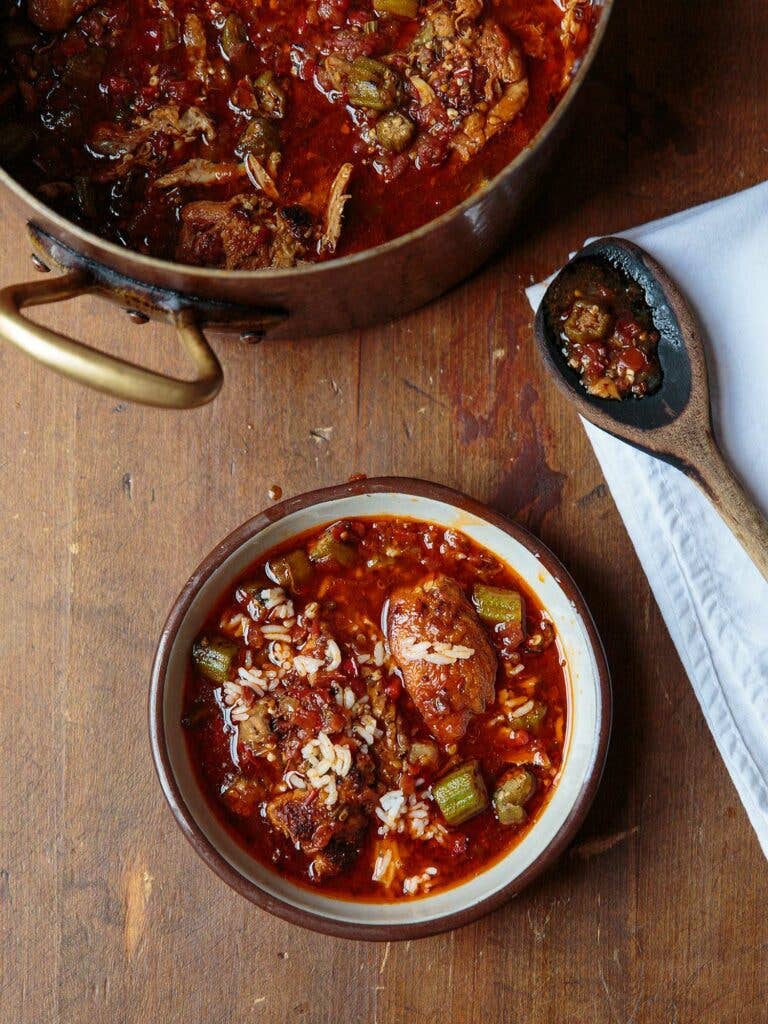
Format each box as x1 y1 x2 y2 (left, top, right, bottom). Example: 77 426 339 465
533 236 768 582
535 237 695 435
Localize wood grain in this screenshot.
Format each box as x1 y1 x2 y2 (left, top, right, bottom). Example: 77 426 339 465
1 1 767 1021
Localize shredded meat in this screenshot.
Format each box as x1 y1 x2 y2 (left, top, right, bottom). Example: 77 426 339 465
89 105 214 181
366 673 409 787
387 574 497 743
27 0 97 31
560 0 590 45
319 162 353 254
175 161 352 270
183 12 210 84
176 193 280 269
405 1 529 163
244 153 281 202
155 159 248 189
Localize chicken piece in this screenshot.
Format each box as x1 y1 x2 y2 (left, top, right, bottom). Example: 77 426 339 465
183 12 210 85
244 153 280 202
176 193 291 269
319 163 353 254
387 575 497 743
405 1 529 162
560 0 591 46
267 791 335 853
266 790 370 878
155 159 248 190
448 22 529 161
89 105 214 181
28 0 97 31
237 700 275 756
175 158 353 269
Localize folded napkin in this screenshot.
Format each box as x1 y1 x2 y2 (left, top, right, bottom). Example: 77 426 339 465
527 182 768 857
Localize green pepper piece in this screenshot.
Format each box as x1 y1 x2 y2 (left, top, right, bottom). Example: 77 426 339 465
373 0 419 17
267 549 312 592
511 701 547 733
221 13 248 60
433 760 488 825
159 16 180 50
492 768 536 825
471 584 524 626
375 111 415 153
192 636 238 683
408 740 439 769
255 71 287 119
236 116 281 162
347 57 400 111
308 531 356 568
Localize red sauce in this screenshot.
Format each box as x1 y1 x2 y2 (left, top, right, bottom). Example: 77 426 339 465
1 0 595 265
182 517 568 901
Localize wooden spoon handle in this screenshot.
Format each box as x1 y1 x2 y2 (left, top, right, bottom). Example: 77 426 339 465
687 432 768 583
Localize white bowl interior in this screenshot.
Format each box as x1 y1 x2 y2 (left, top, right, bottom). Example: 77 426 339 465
162 492 603 927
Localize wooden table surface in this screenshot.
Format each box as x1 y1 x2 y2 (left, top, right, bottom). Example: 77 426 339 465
2 2 766 1021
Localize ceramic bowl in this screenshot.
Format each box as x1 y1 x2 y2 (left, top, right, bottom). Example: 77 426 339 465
149 477 611 939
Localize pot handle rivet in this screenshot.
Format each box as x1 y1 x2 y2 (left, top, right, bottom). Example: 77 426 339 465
240 329 265 344
125 308 150 325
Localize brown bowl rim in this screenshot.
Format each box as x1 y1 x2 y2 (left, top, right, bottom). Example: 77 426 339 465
148 476 611 940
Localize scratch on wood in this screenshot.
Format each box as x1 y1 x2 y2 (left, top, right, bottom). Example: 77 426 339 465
571 826 639 860
402 378 448 409
379 941 391 975
0 867 11 905
597 958 622 1024
123 860 153 959
121 472 133 500
526 905 552 942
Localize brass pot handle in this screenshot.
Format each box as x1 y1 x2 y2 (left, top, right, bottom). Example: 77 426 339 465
0 270 223 408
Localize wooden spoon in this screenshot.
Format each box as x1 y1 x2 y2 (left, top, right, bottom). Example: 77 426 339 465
534 236 768 582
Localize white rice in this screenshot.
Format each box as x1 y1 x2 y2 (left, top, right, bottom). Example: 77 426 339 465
301 732 355 806
294 654 325 678
284 770 307 790
325 638 342 671
510 698 535 718
399 639 475 665
372 848 392 882
402 867 438 895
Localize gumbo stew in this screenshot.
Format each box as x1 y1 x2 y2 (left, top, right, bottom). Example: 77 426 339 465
552 258 663 400
183 517 569 900
1 0 594 268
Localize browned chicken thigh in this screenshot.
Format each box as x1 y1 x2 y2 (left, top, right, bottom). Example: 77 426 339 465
387 575 497 743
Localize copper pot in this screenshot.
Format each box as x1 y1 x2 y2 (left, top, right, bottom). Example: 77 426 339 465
0 0 613 408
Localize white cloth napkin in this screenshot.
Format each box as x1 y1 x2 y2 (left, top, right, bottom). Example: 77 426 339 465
527 182 768 857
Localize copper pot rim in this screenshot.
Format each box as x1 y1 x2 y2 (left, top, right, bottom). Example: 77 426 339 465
148 476 612 940
0 0 613 285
